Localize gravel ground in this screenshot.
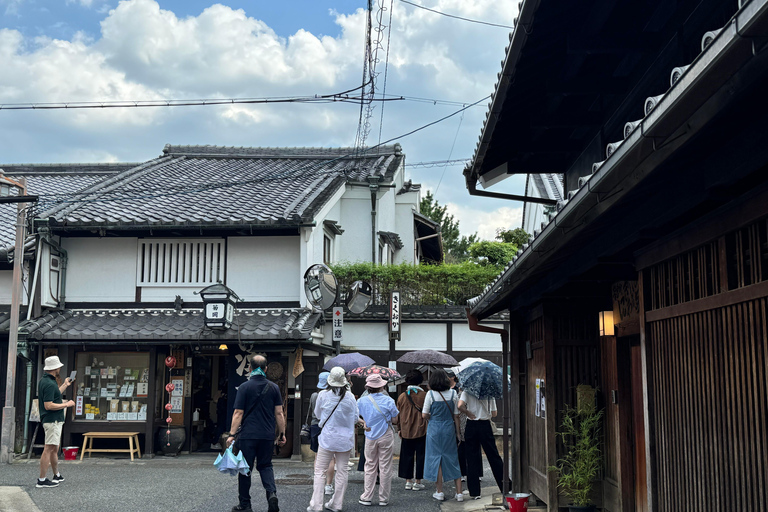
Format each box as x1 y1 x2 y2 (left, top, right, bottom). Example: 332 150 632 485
0 455 499 512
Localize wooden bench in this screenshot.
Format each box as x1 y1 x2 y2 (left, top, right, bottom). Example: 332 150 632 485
80 432 141 461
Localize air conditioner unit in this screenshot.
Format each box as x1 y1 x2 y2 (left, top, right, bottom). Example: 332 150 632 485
39 242 61 308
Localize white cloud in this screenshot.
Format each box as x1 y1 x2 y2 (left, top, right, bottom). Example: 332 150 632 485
445 202 523 241
0 0 524 234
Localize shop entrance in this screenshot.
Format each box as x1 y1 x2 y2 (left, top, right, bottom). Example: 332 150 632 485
190 353 229 452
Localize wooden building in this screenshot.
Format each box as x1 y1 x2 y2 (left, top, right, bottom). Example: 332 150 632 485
464 0 768 511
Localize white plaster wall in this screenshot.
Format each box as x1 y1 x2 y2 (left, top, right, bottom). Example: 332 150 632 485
0 270 12 304
332 322 390 351
62 238 137 302
338 192 374 263
452 323 505 352
140 286 207 302
376 188 396 235
399 323 447 351
395 202 417 264
227 236 301 302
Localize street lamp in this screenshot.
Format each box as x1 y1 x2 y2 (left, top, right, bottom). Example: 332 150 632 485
1 171 35 463
198 283 240 331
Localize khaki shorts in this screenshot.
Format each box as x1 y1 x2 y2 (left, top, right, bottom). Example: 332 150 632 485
43 421 63 446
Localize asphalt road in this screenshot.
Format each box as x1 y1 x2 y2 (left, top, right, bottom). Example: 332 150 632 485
0 455 500 512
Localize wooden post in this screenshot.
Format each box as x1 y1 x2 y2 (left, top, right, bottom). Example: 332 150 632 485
638 271 657 511
543 308 558 512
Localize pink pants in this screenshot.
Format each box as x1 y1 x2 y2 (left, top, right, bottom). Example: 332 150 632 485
309 447 350 511
360 429 395 503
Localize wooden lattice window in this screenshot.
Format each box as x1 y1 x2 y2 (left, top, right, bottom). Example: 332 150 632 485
648 241 720 310
136 239 224 286
726 219 768 290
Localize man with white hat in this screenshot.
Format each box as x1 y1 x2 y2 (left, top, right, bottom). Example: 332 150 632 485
36 355 75 488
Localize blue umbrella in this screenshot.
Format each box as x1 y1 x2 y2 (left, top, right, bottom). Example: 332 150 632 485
214 447 240 475
323 352 375 372
458 361 506 400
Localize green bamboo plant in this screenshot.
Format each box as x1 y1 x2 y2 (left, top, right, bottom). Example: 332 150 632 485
549 404 604 507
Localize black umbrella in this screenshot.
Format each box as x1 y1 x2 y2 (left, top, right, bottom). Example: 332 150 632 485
323 352 376 372
397 350 458 367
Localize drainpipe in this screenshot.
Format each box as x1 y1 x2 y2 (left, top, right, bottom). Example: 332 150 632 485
466 309 511 495
368 176 381 264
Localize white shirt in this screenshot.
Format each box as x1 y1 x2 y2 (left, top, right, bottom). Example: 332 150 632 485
422 389 458 415
459 391 497 421
314 389 359 452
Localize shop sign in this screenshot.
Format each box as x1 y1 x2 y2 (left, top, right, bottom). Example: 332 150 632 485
389 291 401 341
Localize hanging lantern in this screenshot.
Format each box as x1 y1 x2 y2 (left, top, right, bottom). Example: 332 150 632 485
165 383 175 393
165 356 177 368
165 403 173 411
199 283 240 331
166 417 173 424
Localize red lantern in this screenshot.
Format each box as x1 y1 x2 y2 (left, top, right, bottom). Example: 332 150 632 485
165 383 175 393
165 356 176 368
166 417 173 424
166 429 171 435
165 403 173 411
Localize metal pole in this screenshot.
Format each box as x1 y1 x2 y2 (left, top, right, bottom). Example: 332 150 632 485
1 180 27 463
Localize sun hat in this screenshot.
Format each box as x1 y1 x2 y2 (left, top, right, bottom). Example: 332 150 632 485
326 367 348 388
43 356 64 371
317 371 330 390
365 374 387 389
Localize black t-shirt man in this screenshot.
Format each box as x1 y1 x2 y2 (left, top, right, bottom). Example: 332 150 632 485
233 375 283 440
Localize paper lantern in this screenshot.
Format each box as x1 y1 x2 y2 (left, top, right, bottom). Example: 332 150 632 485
165 403 173 411
165 356 177 368
166 417 173 424
165 383 175 393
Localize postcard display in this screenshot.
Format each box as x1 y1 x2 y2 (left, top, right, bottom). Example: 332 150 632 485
74 352 150 422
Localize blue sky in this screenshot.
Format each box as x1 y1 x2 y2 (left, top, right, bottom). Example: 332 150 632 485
0 0 525 239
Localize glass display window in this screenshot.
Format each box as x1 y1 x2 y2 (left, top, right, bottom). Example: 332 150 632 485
74 352 150 422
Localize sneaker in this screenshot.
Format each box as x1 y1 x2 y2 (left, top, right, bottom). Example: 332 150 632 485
267 494 279 512
324 502 341 512
471 495 482 500
411 483 425 491
36 479 58 488
455 493 464 502
379 500 388 506
325 484 334 496
462 489 469 495
432 492 445 501
405 482 413 490
52 473 65 483
358 498 372 506
461 476 467 482
231 505 252 512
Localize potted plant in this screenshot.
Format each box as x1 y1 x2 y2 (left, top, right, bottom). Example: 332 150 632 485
549 387 603 512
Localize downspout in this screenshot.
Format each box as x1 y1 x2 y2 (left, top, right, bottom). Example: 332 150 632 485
466 309 511 495
368 176 381 264
22 358 32 454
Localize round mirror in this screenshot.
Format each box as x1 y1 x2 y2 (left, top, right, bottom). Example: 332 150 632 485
303 264 339 310
346 280 373 314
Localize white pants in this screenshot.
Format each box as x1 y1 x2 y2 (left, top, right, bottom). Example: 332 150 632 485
309 447 350 511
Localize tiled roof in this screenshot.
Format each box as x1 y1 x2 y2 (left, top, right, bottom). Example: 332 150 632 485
397 180 421 195
327 305 509 322
20 308 320 341
38 144 404 229
0 164 127 256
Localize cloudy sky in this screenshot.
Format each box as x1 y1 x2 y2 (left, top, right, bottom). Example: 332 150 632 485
0 0 528 240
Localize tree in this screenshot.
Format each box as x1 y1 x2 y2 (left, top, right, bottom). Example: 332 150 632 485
496 227 531 247
468 241 517 266
420 191 478 263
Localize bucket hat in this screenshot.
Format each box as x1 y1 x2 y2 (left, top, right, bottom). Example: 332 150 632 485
326 367 348 388
43 356 64 371
317 371 330 390
365 374 387 389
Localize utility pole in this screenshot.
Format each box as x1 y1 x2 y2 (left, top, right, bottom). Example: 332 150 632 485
0 174 31 463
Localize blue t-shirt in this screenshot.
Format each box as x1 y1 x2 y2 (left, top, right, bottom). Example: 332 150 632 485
357 392 399 441
233 375 283 440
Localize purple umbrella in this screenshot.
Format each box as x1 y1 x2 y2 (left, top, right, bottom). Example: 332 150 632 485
397 350 458 367
323 352 376 372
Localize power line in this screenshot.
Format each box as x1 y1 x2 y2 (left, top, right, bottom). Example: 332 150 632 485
434 110 464 195
399 0 515 29
405 158 471 168
29 96 491 210
377 0 395 147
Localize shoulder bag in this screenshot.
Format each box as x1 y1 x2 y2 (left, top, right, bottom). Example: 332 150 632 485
317 392 344 437
368 395 396 435
406 390 422 413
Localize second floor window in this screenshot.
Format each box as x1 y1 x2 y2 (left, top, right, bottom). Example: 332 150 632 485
137 239 224 286
324 234 333 265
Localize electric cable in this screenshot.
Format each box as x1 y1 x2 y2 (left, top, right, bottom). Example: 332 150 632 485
434 110 464 195
399 0 514 29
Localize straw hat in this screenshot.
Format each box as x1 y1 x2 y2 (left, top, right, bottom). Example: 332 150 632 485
365 374 387 389
43 356 64 371
317 371 330 390
326 367 348 388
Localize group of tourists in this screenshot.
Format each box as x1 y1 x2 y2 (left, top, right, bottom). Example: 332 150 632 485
225 353 506 512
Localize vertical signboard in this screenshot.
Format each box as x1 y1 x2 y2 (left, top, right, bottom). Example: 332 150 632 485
332 307 344 342
389 291 401 341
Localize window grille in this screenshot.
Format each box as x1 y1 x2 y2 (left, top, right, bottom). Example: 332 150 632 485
137 239 224 286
